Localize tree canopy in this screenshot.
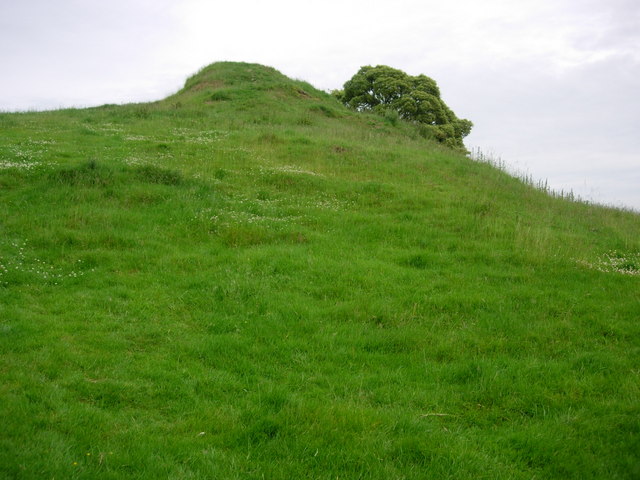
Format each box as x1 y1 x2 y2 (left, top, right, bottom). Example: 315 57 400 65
336 65 472 150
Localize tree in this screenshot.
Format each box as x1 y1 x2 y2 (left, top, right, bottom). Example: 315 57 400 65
335 65 472 150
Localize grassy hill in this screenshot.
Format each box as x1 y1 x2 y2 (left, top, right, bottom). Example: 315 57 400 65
1 62 639 479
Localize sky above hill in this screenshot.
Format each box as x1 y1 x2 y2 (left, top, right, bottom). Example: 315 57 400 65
1 0 639 210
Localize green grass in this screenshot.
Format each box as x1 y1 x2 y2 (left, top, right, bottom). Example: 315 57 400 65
1 62 639 479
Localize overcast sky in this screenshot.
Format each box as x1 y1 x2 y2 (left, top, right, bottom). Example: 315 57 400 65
1 0 639 210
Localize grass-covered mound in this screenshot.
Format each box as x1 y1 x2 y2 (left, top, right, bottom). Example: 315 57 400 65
1 62 639 479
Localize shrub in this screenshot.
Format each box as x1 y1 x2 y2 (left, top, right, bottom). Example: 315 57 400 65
338 65 472 150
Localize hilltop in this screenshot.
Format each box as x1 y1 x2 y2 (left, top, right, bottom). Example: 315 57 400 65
0 62 639 479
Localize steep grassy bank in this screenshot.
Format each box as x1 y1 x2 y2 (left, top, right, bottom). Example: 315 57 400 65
1 62 639 479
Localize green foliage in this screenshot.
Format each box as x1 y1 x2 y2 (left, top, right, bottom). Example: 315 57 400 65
340 65 473 150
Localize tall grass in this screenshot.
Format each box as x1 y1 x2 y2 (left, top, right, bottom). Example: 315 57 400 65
1 62 639 479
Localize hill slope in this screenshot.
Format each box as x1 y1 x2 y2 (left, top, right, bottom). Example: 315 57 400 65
1 62 639 479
